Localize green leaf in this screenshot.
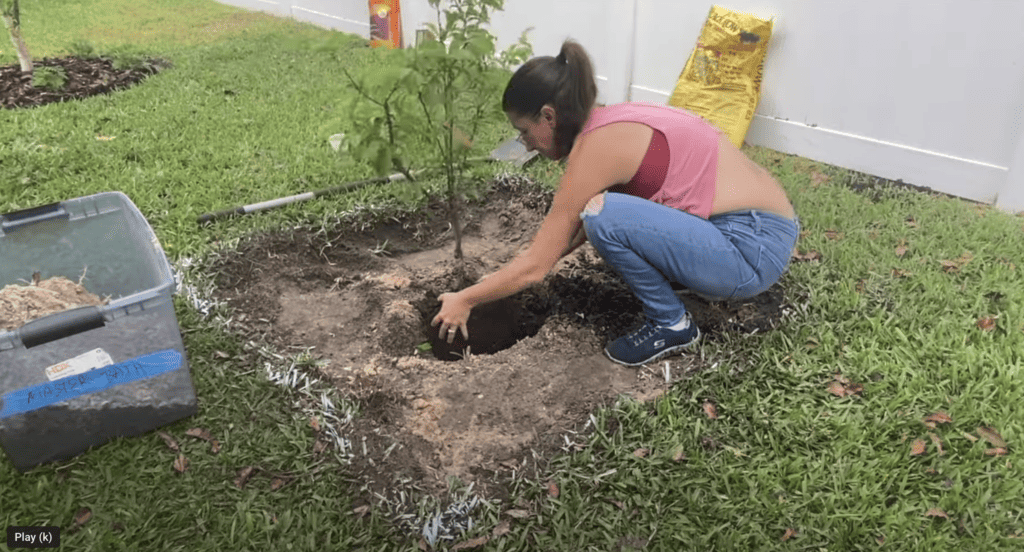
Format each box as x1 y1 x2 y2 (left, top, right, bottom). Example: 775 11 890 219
372 144 393 175
467 34 495 57
450 47 476 62
418 38 446 58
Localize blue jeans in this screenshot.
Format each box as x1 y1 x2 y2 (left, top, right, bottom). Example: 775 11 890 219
579 192 800 327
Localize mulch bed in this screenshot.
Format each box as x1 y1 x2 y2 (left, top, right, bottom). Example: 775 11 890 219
1 56 168 109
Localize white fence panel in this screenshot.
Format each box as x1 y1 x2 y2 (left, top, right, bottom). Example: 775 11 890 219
216 0 368 35
214 0 1024 212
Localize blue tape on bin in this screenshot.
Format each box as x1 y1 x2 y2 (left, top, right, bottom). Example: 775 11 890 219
0 349 182 419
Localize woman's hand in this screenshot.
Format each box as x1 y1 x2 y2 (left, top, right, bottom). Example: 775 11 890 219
431 292 472 343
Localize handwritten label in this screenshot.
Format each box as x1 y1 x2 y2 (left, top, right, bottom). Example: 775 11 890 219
0 349 182 420
44 348 113 381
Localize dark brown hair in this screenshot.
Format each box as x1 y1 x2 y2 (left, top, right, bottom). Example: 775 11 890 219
502 39 597 159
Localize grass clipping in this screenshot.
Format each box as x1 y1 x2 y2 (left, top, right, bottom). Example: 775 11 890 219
0 273 108 331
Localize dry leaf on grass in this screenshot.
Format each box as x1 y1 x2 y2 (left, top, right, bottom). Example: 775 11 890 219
352 505 371 517
633 448 650 458
977 317 997 331
923 412 953 427
941 252 973 273
672 448 687 462
810 171 828 186
792 249 821 262
209 439 221 454
929 433 945 456
895 245 909 258
940 260 960 272
977 426 1008 448
213 350 231 359
234 466 256 489
824 229 844 241
828 374 863 398
157 431 179 452
270 478 286 491
827 381 847 397
963 432 979 443
547 480 560 498
73 507 92 528
451 536 490 551
910 438 927 456
173 454 189 474
985 448 1009 457
310 416 321 432
185 428 212 441
925 507 949 519
504 509 530 519
702 400 719 419
491 520 511 538
781 527 798 541
312 440 328 455
891 268 913 278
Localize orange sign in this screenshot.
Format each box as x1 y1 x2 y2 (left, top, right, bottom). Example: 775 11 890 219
369 1 403 49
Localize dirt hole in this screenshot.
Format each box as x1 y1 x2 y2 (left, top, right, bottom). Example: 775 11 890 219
422 295 548 361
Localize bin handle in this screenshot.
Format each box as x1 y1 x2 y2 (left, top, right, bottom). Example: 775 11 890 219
1 202 68 232
19 306 105 349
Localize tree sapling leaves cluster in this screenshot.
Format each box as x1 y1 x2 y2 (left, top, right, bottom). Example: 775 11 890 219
342 0 532 259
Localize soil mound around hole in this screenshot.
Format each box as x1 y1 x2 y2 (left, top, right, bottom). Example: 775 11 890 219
209 177 793 501
0 275 107 331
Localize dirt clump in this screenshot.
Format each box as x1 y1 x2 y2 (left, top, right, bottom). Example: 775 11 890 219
0 275 108 331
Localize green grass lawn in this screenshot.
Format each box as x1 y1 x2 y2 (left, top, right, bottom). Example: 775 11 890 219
3 1 1024 550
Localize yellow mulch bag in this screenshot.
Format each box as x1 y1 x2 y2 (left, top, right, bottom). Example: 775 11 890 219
668 5 773 147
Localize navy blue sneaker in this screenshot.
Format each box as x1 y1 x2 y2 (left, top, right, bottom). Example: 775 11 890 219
604 315 700 366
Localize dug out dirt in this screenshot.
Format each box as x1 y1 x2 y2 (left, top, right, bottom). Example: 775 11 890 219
210 175 791 501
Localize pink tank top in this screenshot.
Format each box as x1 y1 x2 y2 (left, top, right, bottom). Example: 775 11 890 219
578 102 722 219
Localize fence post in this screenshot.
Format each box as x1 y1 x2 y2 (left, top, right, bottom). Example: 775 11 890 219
996 127 1024 213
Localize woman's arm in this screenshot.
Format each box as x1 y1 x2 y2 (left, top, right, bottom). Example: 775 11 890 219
431 124 644 339
560 219 587 258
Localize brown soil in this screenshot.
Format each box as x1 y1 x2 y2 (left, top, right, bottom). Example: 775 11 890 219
0 276 107 331
1 56 166 110
210 176 790 503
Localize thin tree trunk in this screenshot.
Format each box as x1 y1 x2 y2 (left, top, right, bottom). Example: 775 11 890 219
449 192 463 260
2 0 32 74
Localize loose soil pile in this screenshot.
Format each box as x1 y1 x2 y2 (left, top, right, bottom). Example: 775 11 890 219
210 177 791 502
0 275 107 331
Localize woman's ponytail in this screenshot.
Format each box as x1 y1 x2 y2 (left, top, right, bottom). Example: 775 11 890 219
503 39 598 159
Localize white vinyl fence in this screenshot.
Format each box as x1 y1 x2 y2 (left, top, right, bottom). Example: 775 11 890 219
217 0 1024 213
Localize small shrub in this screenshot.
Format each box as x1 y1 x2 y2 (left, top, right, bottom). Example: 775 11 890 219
68 39 96 57
108 51 150 71
32 65 67 91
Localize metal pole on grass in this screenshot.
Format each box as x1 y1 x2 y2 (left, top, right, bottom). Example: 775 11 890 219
195 170 424 225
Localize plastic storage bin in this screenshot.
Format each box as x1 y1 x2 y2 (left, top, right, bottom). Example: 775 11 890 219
0 192 197 472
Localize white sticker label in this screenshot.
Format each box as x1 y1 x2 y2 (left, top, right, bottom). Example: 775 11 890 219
44 348 114 381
